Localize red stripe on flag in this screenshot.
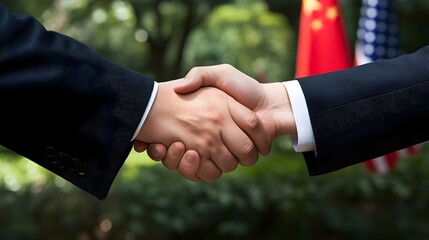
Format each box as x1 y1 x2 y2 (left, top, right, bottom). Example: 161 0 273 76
363 145 422 175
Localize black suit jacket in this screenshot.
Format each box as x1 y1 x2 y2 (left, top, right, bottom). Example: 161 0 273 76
0 5 154 199
298 46 429 175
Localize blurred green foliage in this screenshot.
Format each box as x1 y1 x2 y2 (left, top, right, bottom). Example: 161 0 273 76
183 0 293 81
1 144 429 240
1 0 429 239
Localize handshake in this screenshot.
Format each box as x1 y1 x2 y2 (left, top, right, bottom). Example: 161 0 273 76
133 64 297 182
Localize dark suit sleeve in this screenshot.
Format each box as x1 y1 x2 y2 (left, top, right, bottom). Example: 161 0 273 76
0 5 154 199
297 45 429 176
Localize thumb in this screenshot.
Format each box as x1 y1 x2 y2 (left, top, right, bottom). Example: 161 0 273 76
174 76 204 94
175 64 263 110
174 64 226 94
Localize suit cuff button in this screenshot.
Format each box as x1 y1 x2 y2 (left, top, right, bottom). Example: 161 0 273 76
44 147 60 163
68 158 81 172
77 162 87 176
69 158 87 175
44 147 58 158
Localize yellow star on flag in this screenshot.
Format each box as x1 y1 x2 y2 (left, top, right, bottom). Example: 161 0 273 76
326 6 339 20
303 0 322 15
311 19 324 31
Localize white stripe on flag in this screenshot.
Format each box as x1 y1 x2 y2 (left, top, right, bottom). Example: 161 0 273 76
355 43 372 65
397 149 409 158
372 156 390 175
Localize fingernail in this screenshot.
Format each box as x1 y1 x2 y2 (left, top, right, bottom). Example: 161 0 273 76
171 145 183 159
184 153 195 165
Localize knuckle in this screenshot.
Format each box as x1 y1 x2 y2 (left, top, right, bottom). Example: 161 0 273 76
242 142 255 156
201 134 215 148
207 111 223 126
247 113 261 130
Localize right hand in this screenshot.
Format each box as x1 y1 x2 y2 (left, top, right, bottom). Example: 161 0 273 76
136 79 272 182
138 64 297 180
175 64 297 139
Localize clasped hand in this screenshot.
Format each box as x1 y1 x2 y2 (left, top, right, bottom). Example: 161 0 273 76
134 64 297 181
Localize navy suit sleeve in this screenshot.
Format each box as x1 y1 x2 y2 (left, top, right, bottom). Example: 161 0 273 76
0 5 155 199
297 46 429 176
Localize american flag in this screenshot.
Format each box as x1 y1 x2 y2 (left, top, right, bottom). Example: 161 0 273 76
355 0 401 64
355 0 422 174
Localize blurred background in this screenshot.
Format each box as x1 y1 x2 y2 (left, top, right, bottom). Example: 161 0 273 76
1 0 429 239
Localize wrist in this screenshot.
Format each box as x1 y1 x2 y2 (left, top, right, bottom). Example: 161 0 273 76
136 81 175 143
260 83 297 139
280 85 297 136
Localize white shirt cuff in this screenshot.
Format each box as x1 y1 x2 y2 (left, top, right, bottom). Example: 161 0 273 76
131 81 159 141
283 80 316 152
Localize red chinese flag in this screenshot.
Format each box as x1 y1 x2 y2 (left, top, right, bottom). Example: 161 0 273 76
295 0 351 78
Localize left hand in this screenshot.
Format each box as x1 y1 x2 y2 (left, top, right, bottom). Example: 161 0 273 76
135 80 271 182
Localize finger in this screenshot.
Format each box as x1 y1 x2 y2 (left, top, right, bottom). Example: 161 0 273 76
175 65 219 93
197 159 222 182
175 64 262 109
133 141 149 153
146 143 167 161
175 65 230 94
162 142 186 170
219 99 263 166
227 98 272 156
220 120 259 167
174 70 205 93
177 150 201 182
210 145 239 173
